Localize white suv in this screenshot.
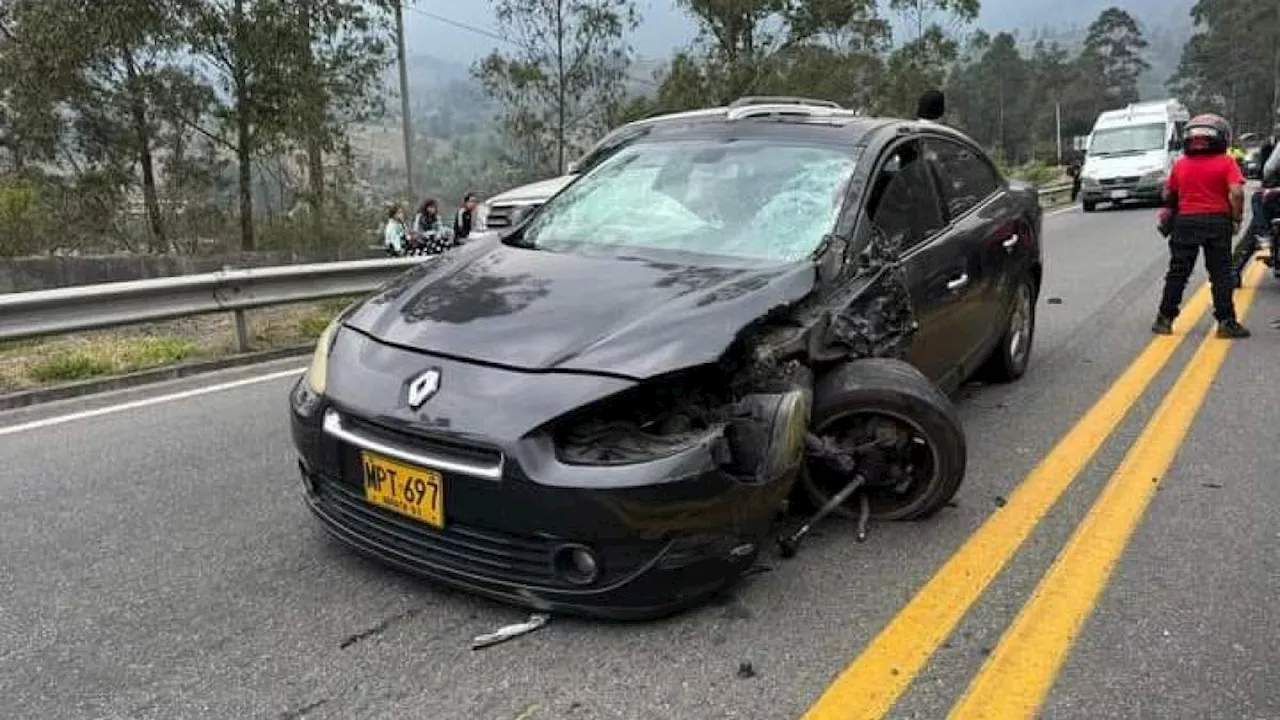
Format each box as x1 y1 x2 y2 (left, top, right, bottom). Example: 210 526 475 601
476 98 855 231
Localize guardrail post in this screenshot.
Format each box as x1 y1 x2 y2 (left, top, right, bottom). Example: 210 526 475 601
233 309 251 353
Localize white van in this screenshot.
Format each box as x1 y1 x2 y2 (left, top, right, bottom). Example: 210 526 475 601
1079 99 1191 212
475 98 854 231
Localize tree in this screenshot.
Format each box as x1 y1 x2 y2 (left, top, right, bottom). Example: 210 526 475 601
883 24 959 115
286 0 389 239
666 0 888 107
888 0 978 43
188 0 307 251
883 0 979 116
1169 0 1280 134
475 0 640 177
1080 7 1150 109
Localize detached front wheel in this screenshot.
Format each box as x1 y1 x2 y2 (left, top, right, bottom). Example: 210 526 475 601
801 359 967 522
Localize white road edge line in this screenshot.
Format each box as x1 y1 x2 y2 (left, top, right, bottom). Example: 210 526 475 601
1045 205 1078 217
0 367 306 438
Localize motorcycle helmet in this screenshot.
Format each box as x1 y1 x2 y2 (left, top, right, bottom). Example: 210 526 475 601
1183 113 1232 155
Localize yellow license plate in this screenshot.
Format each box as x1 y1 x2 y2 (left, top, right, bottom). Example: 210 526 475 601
360 451 445 529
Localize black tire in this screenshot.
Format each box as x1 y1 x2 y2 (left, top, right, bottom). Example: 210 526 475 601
1082 200 1096 212
976 274 1037 383
801 358 967 522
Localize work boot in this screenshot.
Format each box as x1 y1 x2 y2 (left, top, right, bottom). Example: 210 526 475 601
1151 315 1174 335
1217 320 1251 339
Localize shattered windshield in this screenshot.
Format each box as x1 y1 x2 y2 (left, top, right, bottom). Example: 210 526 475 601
1089 123 1167 156
519 138 856 264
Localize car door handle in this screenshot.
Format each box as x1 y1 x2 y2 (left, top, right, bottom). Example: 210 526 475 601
1002 234 1019 252
946 273 969 291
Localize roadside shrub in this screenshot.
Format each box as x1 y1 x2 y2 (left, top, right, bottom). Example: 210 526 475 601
27 352 114 383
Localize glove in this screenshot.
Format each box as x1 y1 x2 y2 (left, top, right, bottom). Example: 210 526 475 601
1157 207 1175 238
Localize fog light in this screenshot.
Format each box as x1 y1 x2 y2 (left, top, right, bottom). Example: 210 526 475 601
552 544 600 585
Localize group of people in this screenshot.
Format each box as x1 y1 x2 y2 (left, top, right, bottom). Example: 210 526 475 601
1154 115 1280 338
383 193 480 256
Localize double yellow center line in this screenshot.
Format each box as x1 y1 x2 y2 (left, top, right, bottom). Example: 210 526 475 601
803 260 1266 720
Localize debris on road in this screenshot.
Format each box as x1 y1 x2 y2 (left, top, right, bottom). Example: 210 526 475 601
471 613 550 650
1202 482 1224 489
737 661 757 679
994 495 1008 507
1047 297 1064 305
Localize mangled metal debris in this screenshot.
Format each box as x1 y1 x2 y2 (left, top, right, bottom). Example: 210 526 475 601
471 613 551 650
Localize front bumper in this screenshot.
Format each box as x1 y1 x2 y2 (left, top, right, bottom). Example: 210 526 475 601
290 387 795 620
1082 182 1163 205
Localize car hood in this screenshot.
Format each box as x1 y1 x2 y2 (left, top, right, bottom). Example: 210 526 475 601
484 175 576 206
344 237 817 379
1083 149 1168 179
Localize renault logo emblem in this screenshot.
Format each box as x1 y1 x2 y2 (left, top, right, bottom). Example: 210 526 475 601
407 368 440 409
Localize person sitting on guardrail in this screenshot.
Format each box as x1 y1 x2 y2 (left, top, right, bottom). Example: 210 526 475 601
413 198 457 254
1153 113 1251 339
383 203 409 256
454 192 478 240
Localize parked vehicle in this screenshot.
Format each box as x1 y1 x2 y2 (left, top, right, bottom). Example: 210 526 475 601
1079 99 1191 212
289 93 1045 619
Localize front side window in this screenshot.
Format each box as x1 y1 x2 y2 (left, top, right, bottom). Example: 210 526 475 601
926 138 1001 218
520 138 857 264
1089 123 1169 156
864 140 946 255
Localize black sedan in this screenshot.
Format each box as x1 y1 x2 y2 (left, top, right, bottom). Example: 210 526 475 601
290 96 1044 619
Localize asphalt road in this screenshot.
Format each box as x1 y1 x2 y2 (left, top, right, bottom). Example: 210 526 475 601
3 201 1278 720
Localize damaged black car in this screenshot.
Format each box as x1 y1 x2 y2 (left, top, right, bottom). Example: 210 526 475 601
289 97 1044 620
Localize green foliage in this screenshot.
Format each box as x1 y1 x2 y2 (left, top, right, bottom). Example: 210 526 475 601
1170 0 1280 134
25 335 193 383
1080 7 1150 109
475 0 641 177
26 353 115 383
653 0 888 113
0 0 391 258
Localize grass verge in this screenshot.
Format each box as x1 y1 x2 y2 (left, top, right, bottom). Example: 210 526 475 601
0 296 359 393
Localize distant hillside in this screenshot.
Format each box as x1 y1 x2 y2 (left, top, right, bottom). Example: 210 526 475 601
976 0 1195 35
997 0 1197 101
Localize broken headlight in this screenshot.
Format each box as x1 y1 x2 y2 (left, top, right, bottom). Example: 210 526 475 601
552 372 734 466
552 369 811 481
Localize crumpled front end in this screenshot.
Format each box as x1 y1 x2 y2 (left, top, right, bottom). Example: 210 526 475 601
289 327 812 619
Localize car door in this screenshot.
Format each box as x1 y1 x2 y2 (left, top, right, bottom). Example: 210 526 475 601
922 135 1016 375
860 137 977 387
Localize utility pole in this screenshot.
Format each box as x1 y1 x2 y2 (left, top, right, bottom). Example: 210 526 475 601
1056 102 1063 164
394 0 414 199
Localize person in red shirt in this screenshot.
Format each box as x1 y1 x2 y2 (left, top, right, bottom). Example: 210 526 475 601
1153 113 1250 338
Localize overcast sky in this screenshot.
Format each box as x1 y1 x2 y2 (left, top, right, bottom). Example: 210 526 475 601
402 1 1176 67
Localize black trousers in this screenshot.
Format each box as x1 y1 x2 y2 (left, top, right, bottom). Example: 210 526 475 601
1159 214 1237 323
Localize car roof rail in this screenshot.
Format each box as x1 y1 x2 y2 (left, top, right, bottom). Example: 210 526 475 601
728 96 843 109
725 103 857 122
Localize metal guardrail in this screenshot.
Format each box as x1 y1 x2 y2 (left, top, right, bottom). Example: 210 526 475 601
0 256 428 349
1037 179 1075 206
1 183 1073 349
